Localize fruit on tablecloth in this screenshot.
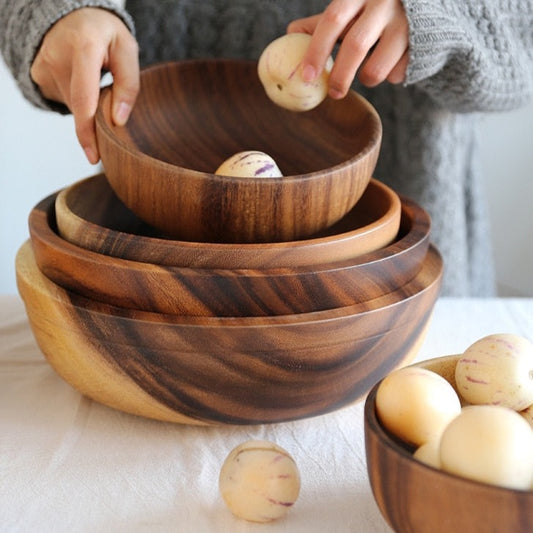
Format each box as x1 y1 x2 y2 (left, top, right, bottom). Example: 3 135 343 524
219 440 300 523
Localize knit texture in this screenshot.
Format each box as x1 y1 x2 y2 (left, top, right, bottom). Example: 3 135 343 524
2 0 533 295
0 0 134 112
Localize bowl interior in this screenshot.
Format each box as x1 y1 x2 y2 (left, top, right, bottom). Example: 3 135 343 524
106 59 381 176
365 355 533 533
55 174 402 268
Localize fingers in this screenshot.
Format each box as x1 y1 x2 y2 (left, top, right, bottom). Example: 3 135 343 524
357 14 409 87
288 0 409 98
108 32 140 127
29 8 139 164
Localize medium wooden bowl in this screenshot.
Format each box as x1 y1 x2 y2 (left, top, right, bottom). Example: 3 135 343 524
95 59 382 243
16 240 442 425
364 355 533 533
30 191 429 317
55 174 401 269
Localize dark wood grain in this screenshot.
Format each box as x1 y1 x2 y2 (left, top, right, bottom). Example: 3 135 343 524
364 355 533 533
95 59 382 243
30 191 430 317
17 240 442 425
55 174 401 269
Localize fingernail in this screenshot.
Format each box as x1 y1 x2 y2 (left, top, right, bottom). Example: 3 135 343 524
114 102 132 126
84 147 98 164
302 65 316 82
329 87 344 100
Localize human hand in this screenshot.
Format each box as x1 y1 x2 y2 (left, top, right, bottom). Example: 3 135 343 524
30 7 139 164
287 0 409 99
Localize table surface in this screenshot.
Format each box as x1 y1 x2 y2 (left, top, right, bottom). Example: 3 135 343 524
1 294 532 533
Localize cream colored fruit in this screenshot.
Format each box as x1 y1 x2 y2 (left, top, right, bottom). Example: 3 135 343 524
413 437 441 469
215 151 283 178
258 33 334 111
440 405 533 490
219 440 301 523
376 366 461 447
455 333 533 411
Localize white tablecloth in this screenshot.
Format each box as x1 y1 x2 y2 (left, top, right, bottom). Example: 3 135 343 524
1 295 532 533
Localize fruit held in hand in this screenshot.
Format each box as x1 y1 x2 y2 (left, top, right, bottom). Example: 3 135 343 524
219 440 300 523
440 404 533 490
455 333 533 411
376 366 461 447
258 33 334 111
215 151 283 178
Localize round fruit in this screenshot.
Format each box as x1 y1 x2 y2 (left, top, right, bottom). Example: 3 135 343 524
258 33 333 111
376 366 461 447
219 440 300 523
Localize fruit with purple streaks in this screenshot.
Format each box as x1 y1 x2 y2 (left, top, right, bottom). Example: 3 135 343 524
258 33 333 111
219 440 300 522
455 334 533 411
215 151 283 178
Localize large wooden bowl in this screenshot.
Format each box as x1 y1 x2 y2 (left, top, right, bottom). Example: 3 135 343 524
364 355 533 533
95 59 382 243
29 191 430 317
55 174 401 269
17 240 442 425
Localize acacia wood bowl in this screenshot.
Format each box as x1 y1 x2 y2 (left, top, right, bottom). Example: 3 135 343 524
55 174 401 269
16 240 442 425
95 59 382 243
29 191 429 317
364 355 533 533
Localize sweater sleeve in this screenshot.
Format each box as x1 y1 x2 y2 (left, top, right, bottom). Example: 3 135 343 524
0 0 135 113
402 0 533 112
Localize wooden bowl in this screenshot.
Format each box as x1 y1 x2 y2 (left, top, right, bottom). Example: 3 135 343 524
95 59 382 243
364 355 533 533
29 191 429 317
55 174 401 269
16 240 442 425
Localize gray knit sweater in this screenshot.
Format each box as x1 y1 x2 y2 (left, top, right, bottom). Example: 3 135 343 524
2 0 533 296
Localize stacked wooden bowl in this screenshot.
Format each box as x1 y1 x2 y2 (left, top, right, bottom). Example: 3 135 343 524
16 60 443 425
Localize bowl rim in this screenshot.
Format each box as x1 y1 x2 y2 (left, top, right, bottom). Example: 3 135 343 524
35 189 430 278
365 354 533 496
95 58 383 183
55 175 402 258
20 232 443 327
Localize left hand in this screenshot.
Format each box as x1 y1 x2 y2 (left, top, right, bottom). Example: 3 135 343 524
288 0 409 99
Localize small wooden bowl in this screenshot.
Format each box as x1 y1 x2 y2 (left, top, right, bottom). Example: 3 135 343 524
30 191 429 317
95 59 382 243
364 355 533 533
16 240 442 425
55 174 401 269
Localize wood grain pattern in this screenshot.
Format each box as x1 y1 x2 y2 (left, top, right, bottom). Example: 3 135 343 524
55 174 401 269
364 355 533 533
30 191 429 317
95 59 382 243
17 240 442 425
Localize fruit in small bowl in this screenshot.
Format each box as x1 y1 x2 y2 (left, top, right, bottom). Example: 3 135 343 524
365 347 533 533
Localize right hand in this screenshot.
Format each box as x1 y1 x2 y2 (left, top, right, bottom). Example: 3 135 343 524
30 7 140 164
